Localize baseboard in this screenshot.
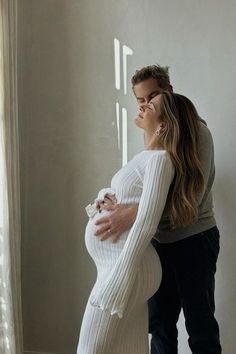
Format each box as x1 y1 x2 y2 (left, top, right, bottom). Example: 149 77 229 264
24 337 151 354
24 338 151 354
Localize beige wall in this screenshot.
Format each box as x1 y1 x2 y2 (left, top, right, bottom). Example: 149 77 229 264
18 1 236 353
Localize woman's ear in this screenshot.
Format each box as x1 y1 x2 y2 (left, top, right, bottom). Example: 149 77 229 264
156 122 167 135
156 124 162 136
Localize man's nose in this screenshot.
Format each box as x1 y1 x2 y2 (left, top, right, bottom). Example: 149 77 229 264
139 106 144 112
139 104 146 112
140 102 150 111
139 99 149 109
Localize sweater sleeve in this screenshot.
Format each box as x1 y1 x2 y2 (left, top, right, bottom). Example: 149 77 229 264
90 152 174 318
96 187 116 201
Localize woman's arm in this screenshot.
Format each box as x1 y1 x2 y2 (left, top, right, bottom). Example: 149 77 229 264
90 152 175 317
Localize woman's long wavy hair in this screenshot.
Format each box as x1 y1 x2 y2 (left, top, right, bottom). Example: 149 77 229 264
155 91 205 228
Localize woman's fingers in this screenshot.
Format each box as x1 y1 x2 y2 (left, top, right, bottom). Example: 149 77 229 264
95 200 104 211
104 193 117 204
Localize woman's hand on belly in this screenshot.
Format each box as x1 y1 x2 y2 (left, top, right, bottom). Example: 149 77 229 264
95 193 117 213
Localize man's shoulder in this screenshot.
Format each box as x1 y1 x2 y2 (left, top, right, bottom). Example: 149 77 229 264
198 120 214 147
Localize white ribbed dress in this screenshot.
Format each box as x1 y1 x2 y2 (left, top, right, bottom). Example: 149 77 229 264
77 150 175 354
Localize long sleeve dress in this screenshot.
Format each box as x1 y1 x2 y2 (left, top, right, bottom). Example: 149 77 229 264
77 150 175 354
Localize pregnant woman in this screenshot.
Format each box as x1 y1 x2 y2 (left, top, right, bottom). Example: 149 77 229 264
77 92 205 354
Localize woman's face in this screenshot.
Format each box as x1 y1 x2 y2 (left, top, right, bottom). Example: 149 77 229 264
135 94 162 134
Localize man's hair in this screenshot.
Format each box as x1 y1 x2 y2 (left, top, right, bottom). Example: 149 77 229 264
131 64 171 89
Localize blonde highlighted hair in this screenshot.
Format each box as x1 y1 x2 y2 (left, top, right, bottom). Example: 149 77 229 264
155 92 205 228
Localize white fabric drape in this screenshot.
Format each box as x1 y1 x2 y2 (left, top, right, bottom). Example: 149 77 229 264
0 0 24 353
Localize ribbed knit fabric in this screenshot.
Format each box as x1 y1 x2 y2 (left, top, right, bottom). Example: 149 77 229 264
77 150 175 354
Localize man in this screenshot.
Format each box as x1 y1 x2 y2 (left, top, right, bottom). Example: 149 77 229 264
95 65 221 354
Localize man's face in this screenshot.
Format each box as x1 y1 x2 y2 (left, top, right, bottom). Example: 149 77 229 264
133 77 170 109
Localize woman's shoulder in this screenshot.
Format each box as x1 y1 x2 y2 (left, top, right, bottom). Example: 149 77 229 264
140 149 171 160
133 150 173 169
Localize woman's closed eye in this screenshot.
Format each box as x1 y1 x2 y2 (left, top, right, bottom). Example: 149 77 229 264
145 103 155 111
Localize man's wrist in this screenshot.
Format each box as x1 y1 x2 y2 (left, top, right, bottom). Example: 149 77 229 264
127 204 139 224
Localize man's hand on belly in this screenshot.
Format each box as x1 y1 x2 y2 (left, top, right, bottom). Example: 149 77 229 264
94 204 138 243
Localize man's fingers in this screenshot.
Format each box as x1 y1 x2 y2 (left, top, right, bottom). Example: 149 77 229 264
95 226 107 236
95 227 114 240
97 230 119 242
99 233 111 241
102 204 116 212
112 234 120 243
95 216 109 226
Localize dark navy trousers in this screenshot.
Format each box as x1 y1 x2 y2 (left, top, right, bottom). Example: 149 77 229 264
149 226 222 354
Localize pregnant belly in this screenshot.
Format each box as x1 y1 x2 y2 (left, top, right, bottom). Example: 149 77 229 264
85 211 127 268
85 212 162 300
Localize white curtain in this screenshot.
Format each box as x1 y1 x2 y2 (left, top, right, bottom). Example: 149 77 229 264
0 0 24 353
